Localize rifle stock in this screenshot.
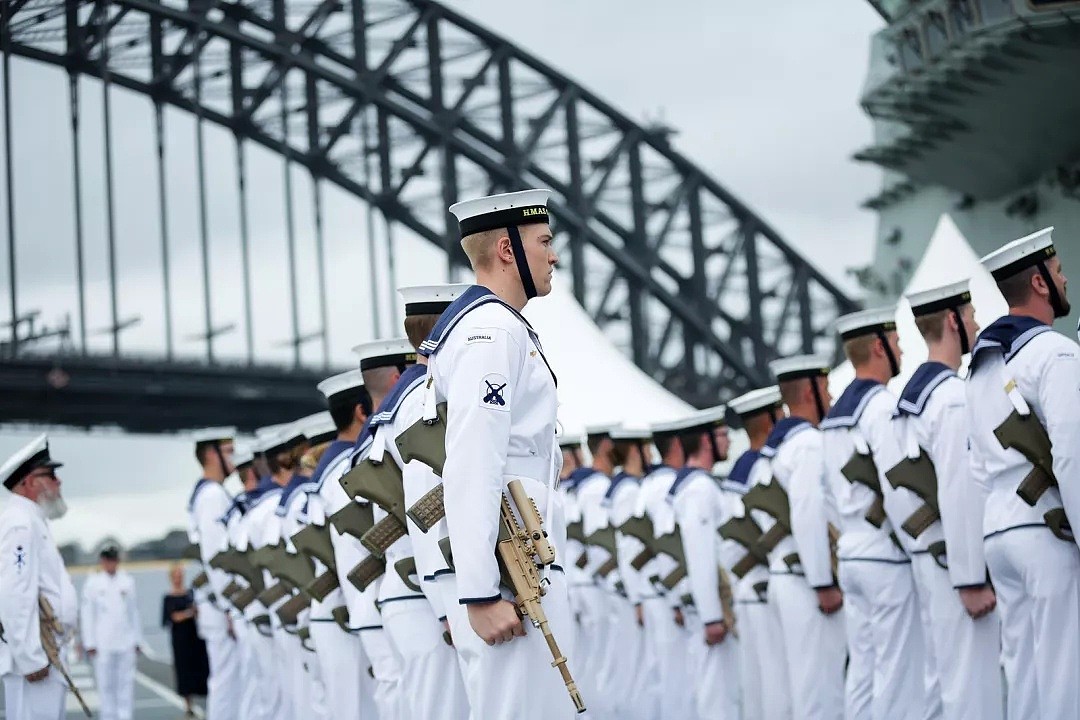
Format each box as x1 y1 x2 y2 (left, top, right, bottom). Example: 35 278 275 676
291 524 336 570
395 403 448 477
841 452 887 528
329 501 376 541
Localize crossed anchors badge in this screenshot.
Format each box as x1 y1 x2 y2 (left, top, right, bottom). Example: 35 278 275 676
483 380 507 406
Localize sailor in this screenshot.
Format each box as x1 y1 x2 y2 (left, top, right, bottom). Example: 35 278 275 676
967 227 1080 718
634 416 697 720
186 427 242 720
366 283 470 720
80 545 143 720
821 308 925 720
761 355 845 720
330 338 415 720
0 434 77 720
882 280 1002 720
423 188 576 719
599 425 650 720
666 406 739 720
303 368 374 720
275 413 335 720
724 386 792 720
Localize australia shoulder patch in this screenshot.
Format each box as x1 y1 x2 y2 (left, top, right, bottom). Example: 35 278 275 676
480 373 511 411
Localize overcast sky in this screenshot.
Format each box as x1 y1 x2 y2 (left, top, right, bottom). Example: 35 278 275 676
0 1 889 548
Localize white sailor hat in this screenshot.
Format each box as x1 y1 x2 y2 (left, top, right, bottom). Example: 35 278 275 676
980 227 1056 281
769 354 832 382
317 369 365 402
351 338 416 372
728 386 782 418
1 434 63 491
191 427 236 445
584 424 618 439
298 411 337 445
907 279 972 317
651 406 726 438
264 421 307 457
398 283 471 317
834 306 898 341
558 433 585 449
449 189 551 240
232 443 256 469
609 425 653 442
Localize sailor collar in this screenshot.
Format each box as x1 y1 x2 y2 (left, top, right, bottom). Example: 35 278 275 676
276 473 313 516
561 466 596 492
819 379 885 430
760 417 812 458
603 471 640 502
969 315 1051 374
895 362 955 418
188 478 230 511
727 450 761 486
417 284 556 385
668 466 709 497
306 440 354 491
369 364 427 428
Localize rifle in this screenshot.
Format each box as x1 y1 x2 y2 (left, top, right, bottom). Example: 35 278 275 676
619 515 656 570
841 452 887 528
346 555 386 592
39 595 92 718
340 457 410 557
653 528 687 590
328 501 376 542
497 480 585 714
249 544 294 606
395 403 448 477
718 515 767 578
276 591 311 627
584 526 618 579
884 450 940 539
291 524 339 601
209 548 264 593
742 481 792 559
192 571 209 590
994 406 1056 506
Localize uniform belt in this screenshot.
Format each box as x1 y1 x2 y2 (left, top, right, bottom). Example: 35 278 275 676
503 458 550 483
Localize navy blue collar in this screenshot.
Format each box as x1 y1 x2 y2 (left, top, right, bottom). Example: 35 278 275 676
561 466 596 492
276 473 312 514
895 362 955 417
350 415 376 457
970 315 1051 374
668 466 709 497
760 417 812 458
309 440 355 488
727 450 761 485
820 378 884 430
370 365 427 428
603 471 640 501
188 478 212 511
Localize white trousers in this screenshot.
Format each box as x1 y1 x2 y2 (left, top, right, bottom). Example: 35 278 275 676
91 649 135 720
689 618 740 720
839 560 926 720
568 583 609 718
985 527 1080 720
2 673 67 720
910 554 1002 720
234 622 260 720
309 618 367 720
382 598 469 720
203 616 241 720
737 599 793 720
245 624 284 720
358 625 404 720
640 596 696 720
597 593 647 720
440 571 581 720
768 574 844 720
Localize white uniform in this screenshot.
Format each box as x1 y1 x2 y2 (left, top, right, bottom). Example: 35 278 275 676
820 381 925 720
370 363 469 720
326 432 403 720
220 492 266 720
670 467 740 720
0 494 78 720
422 287 578 719
187 479 242 720
725 452 792 720
301 440 376 720
967 317 1080 719
80 569 142 720
635 464 696 720
884 363 1003 720
758 418 845 720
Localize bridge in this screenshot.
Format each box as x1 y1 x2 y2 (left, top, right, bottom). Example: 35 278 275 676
0 0 857 431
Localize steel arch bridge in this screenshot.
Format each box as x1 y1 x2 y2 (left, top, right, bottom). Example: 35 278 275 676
0 0 856 427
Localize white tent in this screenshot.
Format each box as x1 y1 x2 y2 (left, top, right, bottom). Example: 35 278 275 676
523 281 694 434
828 214 1009 397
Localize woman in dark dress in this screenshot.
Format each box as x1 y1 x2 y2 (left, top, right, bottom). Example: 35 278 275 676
162 563 209 716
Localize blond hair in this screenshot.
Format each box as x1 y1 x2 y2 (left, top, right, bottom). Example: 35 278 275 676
461 228 503 271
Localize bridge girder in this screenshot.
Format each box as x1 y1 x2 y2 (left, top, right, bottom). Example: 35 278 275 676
2 0 856 407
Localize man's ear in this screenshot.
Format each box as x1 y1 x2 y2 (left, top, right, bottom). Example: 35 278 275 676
495 234 514 265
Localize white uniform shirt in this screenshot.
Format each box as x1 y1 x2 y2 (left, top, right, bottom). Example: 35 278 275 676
670 468 730 624
886 363 987 586
576 471 612 581
427 300 563 603
607 474 647 604
635 465 680 605
300 441 354 621
241 487 285 625
762 419 835 589
80 570 142 653
0 494 78 676
967 318 1080 542
820 381 907 563
187 479 234 625
721 454 771 602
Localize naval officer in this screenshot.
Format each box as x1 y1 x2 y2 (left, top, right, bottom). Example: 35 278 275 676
186 427 241 720
967 227 1080 718
884 280 1002 720
0 434 77 720
80 545 144 720
422 188 576 719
